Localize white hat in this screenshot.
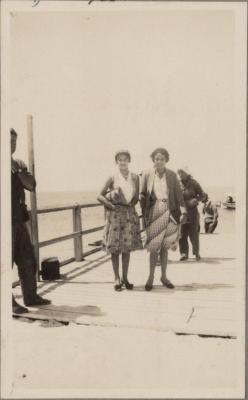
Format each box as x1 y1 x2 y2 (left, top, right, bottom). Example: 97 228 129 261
177 166 191 175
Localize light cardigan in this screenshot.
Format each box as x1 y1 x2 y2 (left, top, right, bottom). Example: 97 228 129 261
140 168 185 223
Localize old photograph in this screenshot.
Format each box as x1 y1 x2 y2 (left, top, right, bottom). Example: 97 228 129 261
1 0 247 398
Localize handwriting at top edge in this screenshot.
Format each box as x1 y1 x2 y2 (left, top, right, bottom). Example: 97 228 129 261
32 0 116 7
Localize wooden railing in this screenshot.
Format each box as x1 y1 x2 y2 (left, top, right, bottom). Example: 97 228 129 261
14 116 143 287
28 202 143 282
32 203 104 279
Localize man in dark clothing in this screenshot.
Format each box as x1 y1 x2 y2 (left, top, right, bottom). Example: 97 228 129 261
177 169 207 261
202 196 218 233
11 129 51 314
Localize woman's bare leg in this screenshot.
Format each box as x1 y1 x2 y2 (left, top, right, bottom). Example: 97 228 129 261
146 252 158 286
111 254 120 285
122 252 130 283
160 246 174 288
160 247 168 281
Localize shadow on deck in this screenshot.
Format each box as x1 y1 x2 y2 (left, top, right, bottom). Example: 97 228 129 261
13 250 237 339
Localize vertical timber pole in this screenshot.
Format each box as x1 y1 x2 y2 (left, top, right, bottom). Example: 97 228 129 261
27 115 40 281
73 205 83 261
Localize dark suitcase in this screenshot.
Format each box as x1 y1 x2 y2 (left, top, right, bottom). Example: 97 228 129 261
41 257 60 280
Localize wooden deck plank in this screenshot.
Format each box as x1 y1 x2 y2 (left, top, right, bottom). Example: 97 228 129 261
13 226 238 338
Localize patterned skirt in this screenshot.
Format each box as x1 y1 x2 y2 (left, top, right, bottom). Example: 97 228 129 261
145 200 179 252
102 205 143 254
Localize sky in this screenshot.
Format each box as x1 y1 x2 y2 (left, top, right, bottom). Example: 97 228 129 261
9 6 244 193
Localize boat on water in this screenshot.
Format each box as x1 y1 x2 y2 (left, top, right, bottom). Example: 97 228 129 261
223 195 236 210
223 201 236 210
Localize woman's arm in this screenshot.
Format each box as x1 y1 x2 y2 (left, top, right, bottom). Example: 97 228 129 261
173 174 188 223
130 175 140 206
97 177 116 210
139 172 148 213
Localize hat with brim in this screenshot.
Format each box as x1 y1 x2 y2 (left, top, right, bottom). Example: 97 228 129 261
115 150 131 162
178 166 191 175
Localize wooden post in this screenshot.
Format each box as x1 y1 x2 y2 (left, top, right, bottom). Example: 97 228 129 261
72 205 83 261
27 115 40 281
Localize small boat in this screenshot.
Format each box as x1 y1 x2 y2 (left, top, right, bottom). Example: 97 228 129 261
223 201 236 210
223 195 236 209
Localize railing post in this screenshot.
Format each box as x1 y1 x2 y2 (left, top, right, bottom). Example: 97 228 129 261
72 205 83 261
27 115 40 281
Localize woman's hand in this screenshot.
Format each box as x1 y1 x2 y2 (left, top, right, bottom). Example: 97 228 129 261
104 201 116 211
180 213 188 224
97 194 115 211
187 198 198 208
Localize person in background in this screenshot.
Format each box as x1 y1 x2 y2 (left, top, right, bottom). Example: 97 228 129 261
177 168 207 261
202 195 219 233
97 150 142 291
11 128 51 314
140 148 187 291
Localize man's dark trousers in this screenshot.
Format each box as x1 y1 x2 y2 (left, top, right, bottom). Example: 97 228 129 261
179 212 200 256
12 222 37 305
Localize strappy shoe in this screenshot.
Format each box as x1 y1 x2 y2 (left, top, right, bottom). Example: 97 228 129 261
145 283 153 291
114 284 122 291
121 280 134 290
161 278 175 289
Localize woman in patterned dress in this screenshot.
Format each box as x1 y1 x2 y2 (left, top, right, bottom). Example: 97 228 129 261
140 148 187 291
97 150 143 291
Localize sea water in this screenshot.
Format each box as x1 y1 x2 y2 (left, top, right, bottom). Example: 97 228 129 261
22 186 235 268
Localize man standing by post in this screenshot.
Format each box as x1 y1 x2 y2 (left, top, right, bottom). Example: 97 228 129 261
11 128 51 314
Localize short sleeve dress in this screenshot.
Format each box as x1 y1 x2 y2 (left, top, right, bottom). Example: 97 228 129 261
102 172 143 254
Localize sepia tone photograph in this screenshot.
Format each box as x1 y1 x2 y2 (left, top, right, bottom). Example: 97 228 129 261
0 0 247 398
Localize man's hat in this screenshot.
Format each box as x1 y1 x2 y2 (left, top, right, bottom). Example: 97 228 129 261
10 128 18 137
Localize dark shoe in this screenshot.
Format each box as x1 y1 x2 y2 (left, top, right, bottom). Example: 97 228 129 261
12 302 29 315
25 295 51 306
161 278 175 289
12 297 29 314
114 284 122 292
121 280 134 290
180 254 188 261
195 254 201 261
145 284 153 291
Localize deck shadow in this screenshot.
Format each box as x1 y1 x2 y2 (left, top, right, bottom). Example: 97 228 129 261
202 257 235 264
36 254 110 297
174 282 234 291
58 280 113 285
200 232 220 235
168 257 235 265
132 282 234 293
13 304 105 326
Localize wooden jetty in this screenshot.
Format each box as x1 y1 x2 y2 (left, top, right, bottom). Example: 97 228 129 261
13 221 237 339
13 115 238 339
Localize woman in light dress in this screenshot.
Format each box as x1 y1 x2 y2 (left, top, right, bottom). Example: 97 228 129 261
97 150 142 291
